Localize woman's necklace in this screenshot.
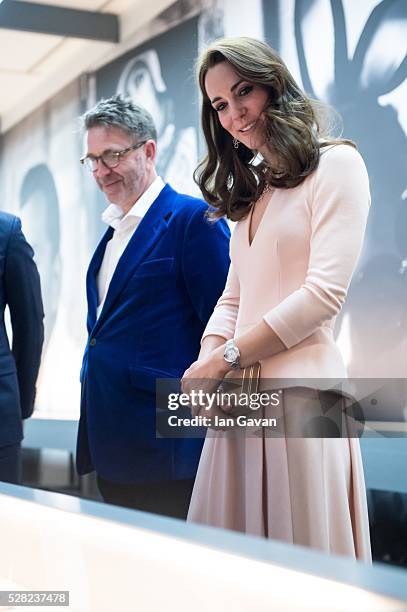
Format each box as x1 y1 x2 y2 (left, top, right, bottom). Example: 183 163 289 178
261 183 272 197
260 182 275 200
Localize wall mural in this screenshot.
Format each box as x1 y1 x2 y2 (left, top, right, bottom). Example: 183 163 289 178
96 17 200 197
264 0 407 381
0 3 405 419
0 15 202 418
0 80 90 417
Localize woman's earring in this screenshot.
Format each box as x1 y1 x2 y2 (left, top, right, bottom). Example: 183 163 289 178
233 138 239 149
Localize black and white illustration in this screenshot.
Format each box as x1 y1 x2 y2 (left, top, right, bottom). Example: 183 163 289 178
0 83 88 417
97 17 200 196
0 1 405 417
265 0 407 377
19 163 61 349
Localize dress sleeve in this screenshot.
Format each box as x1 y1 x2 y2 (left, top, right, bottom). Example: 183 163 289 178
201 253 240 342
263 145 370 348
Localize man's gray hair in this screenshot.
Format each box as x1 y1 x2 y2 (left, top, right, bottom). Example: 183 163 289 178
82 94 157 142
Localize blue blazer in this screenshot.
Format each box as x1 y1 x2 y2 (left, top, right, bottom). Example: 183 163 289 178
76 184 230 484
0 213 44 448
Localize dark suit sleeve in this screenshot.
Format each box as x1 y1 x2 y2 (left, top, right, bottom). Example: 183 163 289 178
4 217 44 419
182 206 230 326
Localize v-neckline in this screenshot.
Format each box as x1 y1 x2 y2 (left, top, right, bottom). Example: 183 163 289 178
247 189 275 247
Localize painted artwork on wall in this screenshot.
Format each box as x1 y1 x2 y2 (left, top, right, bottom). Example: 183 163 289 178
0 2 405 419
96 16 200 197
0 15 203 418
0 80 90 417
264 0 407 379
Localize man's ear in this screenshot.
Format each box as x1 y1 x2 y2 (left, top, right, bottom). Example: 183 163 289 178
144 139 157 163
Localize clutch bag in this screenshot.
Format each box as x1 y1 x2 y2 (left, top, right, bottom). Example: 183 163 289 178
218 362 261 416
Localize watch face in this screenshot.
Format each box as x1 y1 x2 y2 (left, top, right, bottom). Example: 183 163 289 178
225 347 238 362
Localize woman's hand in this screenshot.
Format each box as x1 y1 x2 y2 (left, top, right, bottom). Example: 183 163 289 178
181 346 230 416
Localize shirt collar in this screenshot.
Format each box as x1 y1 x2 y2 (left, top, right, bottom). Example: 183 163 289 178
101 176 165 229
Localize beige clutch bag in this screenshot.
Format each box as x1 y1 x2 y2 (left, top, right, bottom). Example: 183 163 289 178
218 362 261 416
196 363 260 430
197 363 262 431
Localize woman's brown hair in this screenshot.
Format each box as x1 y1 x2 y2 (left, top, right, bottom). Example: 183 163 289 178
195 37 355 221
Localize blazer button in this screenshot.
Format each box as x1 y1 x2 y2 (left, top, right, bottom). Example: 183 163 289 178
89 338 97 347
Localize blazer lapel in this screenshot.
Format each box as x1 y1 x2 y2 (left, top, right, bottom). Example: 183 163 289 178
86 226 114 332
91 184 176 332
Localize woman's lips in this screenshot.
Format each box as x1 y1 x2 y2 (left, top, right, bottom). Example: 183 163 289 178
239 121 257 133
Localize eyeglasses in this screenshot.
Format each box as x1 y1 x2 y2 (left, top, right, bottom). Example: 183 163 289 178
80 141 147 172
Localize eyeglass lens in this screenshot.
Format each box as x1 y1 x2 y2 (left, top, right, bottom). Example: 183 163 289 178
82 141 145 171
85 151 120 171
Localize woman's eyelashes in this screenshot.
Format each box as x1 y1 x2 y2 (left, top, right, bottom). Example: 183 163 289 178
238 85 253 97
213 85 254 112
214 101 227 112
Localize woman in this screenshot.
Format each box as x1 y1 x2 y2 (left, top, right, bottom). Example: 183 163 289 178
182 37 371 561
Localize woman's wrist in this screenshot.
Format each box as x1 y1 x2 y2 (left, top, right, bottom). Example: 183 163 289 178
199 334 227 360
213 344 231 378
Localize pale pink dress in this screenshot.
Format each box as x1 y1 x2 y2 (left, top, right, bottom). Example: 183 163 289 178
188 145 372 561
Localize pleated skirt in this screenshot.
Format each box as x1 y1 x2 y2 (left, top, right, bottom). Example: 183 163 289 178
187 387 372 562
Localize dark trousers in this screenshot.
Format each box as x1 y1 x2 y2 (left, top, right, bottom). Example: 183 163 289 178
97 475 195 519
0 443 22 485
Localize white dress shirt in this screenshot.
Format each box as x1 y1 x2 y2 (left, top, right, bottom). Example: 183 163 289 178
96 176 165 318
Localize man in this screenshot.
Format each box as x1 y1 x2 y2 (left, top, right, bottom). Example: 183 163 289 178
76 95 230 518
0 212 44 484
